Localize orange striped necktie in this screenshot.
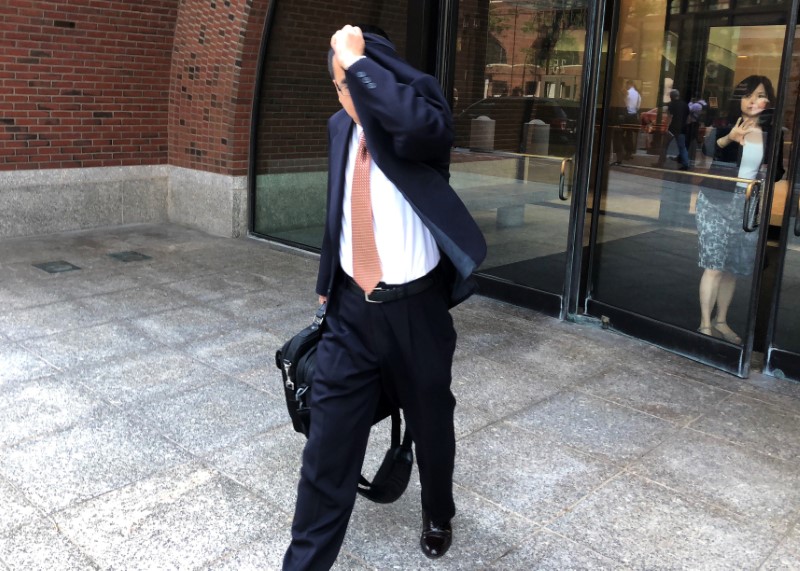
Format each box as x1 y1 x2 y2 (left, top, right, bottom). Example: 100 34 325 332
351 132 382 294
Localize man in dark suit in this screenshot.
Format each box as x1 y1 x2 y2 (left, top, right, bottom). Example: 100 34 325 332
282 25 486 570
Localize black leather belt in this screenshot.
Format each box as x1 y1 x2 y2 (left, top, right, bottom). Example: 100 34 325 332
345 271 436 303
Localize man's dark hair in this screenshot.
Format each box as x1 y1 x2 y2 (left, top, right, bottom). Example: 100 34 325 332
355 24 390 41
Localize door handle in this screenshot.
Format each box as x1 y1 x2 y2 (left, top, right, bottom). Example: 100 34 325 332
742 180 762 232
795 190 800 236
559 157 573 201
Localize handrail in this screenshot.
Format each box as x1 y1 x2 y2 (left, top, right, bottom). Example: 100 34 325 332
451 147 571 164
610 162 761 186
743 180 763 232
559 157 573 201
612 163 767 232
796 192 800 236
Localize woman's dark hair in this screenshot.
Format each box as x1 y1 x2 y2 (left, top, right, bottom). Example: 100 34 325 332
727 74 776 127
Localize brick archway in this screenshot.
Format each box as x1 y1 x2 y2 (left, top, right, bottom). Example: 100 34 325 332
168 0 271 177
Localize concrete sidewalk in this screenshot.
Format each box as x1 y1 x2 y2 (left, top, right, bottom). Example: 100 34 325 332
1 223 799 570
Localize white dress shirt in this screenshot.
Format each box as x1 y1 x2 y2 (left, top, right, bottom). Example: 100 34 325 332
626 86 641 114
339 125 440 285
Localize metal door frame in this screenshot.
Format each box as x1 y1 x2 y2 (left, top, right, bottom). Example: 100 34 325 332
764 1 800 379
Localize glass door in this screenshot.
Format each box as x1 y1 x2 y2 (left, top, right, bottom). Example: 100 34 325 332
449 0 594 316
584 0 794 377
765 174 800 380
765 25 800 381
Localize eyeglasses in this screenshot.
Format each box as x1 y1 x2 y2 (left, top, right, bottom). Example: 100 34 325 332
333 80 349 95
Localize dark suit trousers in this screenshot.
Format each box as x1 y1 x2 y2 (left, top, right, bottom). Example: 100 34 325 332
283 272 458 571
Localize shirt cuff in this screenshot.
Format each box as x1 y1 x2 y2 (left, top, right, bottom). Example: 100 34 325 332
341 54 366 70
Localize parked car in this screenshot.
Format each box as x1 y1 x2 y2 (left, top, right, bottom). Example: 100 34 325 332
453 96 577 154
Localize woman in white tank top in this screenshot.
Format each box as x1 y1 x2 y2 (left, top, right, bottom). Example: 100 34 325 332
695 75 783 344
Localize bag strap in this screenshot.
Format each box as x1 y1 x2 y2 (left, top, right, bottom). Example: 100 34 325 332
314 301 327 325
357 409 412 490
389 407 413 452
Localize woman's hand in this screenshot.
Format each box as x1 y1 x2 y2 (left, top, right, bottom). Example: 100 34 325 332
717 116 756 148
727 116 756 145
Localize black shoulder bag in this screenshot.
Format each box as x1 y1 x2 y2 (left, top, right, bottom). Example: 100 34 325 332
275 303 413 503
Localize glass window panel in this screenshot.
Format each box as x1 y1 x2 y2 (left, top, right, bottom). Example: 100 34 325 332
591 0 790 348
769 25 800 369
452 0 588 295
252 2 409 248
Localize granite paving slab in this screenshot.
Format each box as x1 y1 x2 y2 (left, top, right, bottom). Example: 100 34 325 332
156 270 280 304
473 322 628 385
548 472 781 570
451 352 571 419
343 481 538 570
103 257 220 287
761 523 800 570
209 541 370 571
0 517 98 570
454 422 620 524
209 244 320 278
0 374 101 449
127 379 287 456
0 298 110 341
451 306 553 357
179 326 285 385
0 278 76 311
731 379 800 417
689 394 800 463
63 348 229 407
508 389 678 465
0 477 39 535
630 428 800 532
178 242 280 269
206 426 304 517
21 321 163 371
85 285 194 321
54 463 288 570
0 406 191 513
453 400 496 439
488 529 630 570
0 340 58 382
32 268 159 303
212 289 317 331
578 363 732 425
2 223 800 570
128 305 242 346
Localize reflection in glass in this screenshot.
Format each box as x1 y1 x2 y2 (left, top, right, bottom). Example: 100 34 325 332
452 0 587 295
591 0 790 349
773 195 800 357
251 2 410 248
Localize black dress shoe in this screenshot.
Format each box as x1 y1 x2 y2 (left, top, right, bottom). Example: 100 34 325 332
420 512 452 559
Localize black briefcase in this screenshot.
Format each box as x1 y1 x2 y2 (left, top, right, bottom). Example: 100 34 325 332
275 303 413 503
275 303 325 435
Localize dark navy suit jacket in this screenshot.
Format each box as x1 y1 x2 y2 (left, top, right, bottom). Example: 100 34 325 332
316 34 486 307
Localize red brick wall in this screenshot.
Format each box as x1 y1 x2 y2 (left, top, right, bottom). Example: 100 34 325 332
169 0 269 176
0 0 178 170
1 0 269 177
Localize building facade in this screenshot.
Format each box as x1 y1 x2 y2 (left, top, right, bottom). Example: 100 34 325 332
3 0 800 382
